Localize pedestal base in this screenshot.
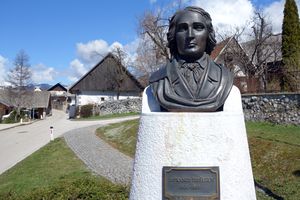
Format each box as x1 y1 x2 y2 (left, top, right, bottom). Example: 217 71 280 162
130 86 256 200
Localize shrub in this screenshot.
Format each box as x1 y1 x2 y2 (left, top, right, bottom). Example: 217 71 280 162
80 104 94 118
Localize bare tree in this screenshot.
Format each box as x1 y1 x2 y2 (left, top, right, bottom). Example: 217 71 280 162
7 50 31 89
134 3 183 81
215 25 254 77
216 11 281 92
105 47 131 100
243 11 282 91
138 10 170 61
135 34 166 75
6 50 32 121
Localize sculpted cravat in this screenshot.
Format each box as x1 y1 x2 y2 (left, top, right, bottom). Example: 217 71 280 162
181 62 202 96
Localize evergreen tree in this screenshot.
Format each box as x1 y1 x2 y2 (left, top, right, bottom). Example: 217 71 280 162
282 0 300 91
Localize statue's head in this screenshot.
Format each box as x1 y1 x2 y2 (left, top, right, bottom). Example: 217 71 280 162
167 6 216 62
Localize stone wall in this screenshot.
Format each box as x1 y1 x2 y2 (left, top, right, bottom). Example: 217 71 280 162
242 93 300 125
96 98 142 115
96 94 300 125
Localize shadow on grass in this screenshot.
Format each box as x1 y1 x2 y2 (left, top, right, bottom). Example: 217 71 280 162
292 170 300 177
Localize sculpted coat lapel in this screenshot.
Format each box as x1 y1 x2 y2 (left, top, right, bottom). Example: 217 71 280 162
168 57 220 100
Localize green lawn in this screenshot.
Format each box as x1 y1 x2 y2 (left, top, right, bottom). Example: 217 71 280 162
97 119 300 200
246 122 300 200
246 121 300 146
74 112 139 121
0 138 128 200
96 119 139 157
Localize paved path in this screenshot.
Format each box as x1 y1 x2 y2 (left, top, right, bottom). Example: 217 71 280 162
0 122 25 131
64 123 134 185
0 109 138 174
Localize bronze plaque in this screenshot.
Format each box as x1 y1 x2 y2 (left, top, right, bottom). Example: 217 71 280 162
162 167 220 200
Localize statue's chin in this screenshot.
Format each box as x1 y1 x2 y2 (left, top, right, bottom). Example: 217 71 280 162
177 52 204 62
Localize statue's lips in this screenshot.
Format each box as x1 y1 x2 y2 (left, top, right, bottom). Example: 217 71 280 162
187 43 197 48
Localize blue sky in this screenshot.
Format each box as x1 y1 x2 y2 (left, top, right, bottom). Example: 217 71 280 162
0 0 299 86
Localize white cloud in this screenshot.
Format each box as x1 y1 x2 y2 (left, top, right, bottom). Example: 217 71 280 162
150 0 157 4
124 38 139 55
190 0 255 34
264 0 300 33
0 55 8 85
70 59 88 77
109 42 123 52
67 75 79 83
185 0 300 39
76 39 110 64
124 38 140 65
31 63 57 84
263 0 284 33
68 39 137 82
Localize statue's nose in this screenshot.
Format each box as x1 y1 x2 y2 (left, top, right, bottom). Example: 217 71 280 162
187 27 195 38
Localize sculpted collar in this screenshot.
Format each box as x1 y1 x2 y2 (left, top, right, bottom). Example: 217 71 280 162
168 53 219 85
176 53 207 70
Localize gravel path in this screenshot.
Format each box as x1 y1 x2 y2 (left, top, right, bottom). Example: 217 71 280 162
64 121 135 186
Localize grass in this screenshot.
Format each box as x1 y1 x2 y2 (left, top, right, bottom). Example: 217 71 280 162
246 121 300 146
96 119 139 157
0 138 128 200
74 112 139 121
246 122 300 200
97 119 300 199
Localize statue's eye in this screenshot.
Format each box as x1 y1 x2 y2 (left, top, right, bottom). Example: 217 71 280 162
194 23 205 31
177 24 188 32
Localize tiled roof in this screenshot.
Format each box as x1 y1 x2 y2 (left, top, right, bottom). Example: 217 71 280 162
210 37 231 60
47 83 67 92
69 53 144 93
0 90 12 107
0 89 50 108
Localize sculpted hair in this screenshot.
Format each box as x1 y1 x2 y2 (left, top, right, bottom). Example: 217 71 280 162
167 6 217 57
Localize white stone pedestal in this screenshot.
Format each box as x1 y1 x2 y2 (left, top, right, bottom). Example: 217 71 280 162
129 86 257 200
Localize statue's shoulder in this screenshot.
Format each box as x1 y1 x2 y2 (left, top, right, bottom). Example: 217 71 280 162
207 59 233 82
216 62 233 80
215 62 230 72
149 64 168 83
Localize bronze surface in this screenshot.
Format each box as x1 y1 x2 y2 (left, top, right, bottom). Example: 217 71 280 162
162 166 220 200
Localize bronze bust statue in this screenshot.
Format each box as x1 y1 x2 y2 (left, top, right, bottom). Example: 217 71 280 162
149 6 233 112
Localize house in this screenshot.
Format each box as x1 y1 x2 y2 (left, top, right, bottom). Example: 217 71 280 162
69 53 144 106
0 89 51 120
0 99 13 120
242 33 284 92
48 83 73 110
29 91 52 119
210 36 256 93
211 36 250 76
0 89 14 119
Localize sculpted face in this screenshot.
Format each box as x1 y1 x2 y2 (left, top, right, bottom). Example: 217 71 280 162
175 11 208 62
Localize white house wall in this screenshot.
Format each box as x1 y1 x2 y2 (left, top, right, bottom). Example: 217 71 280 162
75 91 140 106
50 91 66 96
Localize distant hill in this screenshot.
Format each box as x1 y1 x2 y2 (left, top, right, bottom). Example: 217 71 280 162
27 83 52 91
